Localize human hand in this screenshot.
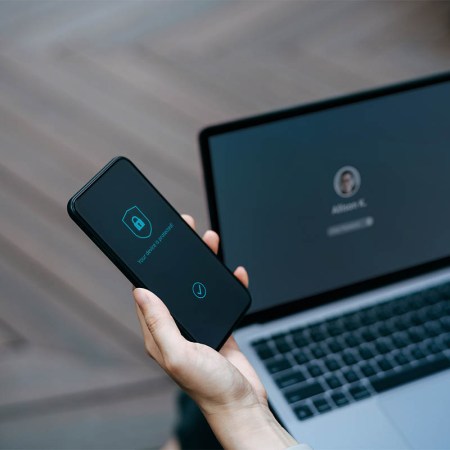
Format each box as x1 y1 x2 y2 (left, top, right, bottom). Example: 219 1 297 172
133 214 298 449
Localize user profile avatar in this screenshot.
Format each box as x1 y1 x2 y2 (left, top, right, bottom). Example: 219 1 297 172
334 166 361 198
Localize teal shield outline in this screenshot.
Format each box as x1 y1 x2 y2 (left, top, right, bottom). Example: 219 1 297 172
122 206 152 239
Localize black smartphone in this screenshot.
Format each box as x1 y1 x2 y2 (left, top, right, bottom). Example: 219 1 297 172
67 156 251 350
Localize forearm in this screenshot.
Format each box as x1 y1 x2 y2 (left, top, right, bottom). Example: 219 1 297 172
202 403 298 450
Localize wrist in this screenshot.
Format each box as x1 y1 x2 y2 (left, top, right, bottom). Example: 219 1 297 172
201 402 298 450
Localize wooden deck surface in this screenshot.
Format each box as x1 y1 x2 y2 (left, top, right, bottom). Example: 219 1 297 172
1 1 450 448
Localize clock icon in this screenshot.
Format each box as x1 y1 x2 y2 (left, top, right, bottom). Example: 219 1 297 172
192 281 207 299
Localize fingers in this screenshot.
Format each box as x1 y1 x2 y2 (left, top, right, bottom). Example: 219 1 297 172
134 301 163 362
133 288 184 362
182 214 196 230
203 230 220 255
233 266 249 288
182 213 219 255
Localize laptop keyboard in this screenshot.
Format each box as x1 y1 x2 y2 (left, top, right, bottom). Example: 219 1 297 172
251 282 450 421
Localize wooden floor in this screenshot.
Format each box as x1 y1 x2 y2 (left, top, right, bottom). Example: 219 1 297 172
1 1 450 448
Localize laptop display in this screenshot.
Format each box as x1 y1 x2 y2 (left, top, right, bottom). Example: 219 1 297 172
205 79 450 314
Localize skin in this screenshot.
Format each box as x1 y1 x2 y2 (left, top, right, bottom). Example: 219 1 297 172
340 172 355 194
133 214 299 450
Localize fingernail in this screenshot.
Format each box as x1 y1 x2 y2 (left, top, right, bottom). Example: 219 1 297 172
134 288 152 307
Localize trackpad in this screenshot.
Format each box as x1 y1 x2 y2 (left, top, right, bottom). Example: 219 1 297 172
378 370 450 450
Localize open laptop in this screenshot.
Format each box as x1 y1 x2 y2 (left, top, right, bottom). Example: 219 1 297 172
199 73 450 449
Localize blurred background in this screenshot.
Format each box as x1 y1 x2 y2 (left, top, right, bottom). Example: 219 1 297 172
1 1 450 448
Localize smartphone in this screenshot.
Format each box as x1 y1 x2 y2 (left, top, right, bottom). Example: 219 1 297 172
68 157 251 350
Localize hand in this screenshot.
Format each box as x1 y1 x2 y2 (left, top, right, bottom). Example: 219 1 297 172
133 214 298 450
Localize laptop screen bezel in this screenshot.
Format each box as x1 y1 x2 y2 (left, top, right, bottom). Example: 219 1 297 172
199 71 450 327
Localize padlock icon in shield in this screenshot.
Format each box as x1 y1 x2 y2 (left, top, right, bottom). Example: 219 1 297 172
122 206 152 239
132 215 145 231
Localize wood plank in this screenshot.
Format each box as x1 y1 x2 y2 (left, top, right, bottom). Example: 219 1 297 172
0 53 209 227
0 234 143 364
0 245 172 407
0 50 198 180
0 380 178 449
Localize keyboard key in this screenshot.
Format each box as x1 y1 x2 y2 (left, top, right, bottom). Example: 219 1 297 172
441 316 450 331
309 326 327 343
393 352 409 366
294 404 314 421
360 307 378 326
377 323 392 337
342 351 357 365
360 363 376 377
392 316 409 331
427 304 443 320
409 293 428 310
313 397 332 413
378 358 393 372
272 333 288 340
253 343 275 360
361 329 377 342
306 363 323 377
265 357 292 374
343 369 359 383
392 300 410 315
376 305 393 321
375 340 391 354
274 337 291 353
324 357 340 371
408 327 425 343
325 374 342 389
292 331 309 347
342 313 361 331
426 341 442 355
294 351 309 365
359 345 374 360
424 321 443 337
326 319 344 336
344 334 359 347
331 391 349 407
329 340 344 353
410 346 425 360
284 382 324 404
410 311 426 326
371 356 450 393
443 335 450 349
252 338 268 346
311 345 327 359
275 369 306 389
392 333 409 349
349 384 371 401
427 288 444 304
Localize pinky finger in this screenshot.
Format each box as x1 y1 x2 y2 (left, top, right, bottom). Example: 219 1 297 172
233 266 249 288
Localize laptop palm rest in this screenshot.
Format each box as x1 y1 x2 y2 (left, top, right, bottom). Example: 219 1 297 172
378 370 450 449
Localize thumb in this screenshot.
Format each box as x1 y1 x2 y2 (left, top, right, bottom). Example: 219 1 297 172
133 288 183 359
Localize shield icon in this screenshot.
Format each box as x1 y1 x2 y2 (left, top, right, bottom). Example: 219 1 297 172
122 206 152 239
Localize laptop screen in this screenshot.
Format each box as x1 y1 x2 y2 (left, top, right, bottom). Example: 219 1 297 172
207 78 450 315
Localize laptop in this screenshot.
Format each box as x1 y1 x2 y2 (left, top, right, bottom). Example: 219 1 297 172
199 73 450 449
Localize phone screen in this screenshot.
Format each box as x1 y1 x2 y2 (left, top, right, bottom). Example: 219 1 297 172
70 157 251 349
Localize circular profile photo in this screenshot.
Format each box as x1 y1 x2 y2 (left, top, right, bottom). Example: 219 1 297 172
334 166 361 198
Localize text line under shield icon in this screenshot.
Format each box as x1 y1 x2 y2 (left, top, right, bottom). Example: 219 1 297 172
122 206 152 239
